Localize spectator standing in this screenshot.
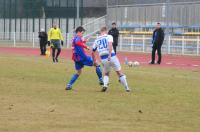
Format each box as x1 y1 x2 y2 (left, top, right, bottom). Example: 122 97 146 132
150 23 165 64
108 22 119 54
38 28 47 55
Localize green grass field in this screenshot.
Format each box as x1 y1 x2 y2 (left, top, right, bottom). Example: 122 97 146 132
0 53 200 132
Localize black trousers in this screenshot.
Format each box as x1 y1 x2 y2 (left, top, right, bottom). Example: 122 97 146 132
113 45 117 54
151 44 162 64
40 42 46 55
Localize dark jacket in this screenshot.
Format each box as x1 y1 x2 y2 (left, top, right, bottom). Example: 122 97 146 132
152 28 164 47
108 28 119 46
38 32 48 44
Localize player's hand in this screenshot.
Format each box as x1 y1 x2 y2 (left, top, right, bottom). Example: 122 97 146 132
47 41 50 46
108 56 111 61
86 46 90 50
85 37 91 42
61 40 64 46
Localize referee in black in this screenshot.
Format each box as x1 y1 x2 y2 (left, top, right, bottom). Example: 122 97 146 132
150 23 165 64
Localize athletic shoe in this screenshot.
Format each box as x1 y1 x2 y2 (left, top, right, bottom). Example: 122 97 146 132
53 58 56 63
66 84 72 90
149 62 155 64
99 80 104 85
55 58 58 62
101 86 107 92
126 89 131 92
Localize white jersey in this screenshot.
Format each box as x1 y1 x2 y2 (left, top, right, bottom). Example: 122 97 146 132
93 34 115 57
93 34 121 72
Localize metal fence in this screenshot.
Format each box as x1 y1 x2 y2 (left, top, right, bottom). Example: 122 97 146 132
0 15 107 48
0 17 98 36
118 35 200 56
107 1 200 27
1 32 199 56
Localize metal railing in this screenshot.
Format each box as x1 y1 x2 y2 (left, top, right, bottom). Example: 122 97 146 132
118 34 200 56
0 32 200 56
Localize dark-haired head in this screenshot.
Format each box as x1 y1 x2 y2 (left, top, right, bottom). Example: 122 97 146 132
75 26 85 33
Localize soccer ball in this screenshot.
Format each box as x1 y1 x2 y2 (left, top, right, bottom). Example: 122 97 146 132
133 61 140 67
128 61 133 67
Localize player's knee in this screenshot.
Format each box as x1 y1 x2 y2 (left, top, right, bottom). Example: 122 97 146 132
116 71 123 77
93 60 100 66
77 70 82 75
105 72 109 76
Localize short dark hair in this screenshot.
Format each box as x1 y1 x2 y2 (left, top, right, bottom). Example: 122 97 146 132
157 22 161 25
100 26 107 32
112 22 116 25
75 26 85 33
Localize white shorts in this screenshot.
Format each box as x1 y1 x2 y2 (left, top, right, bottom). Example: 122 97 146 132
101 56 121 73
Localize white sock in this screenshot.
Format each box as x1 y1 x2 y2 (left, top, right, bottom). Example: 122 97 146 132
103 75 109 87
119 75 130 91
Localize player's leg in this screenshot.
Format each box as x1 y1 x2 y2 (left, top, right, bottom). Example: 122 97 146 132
101 59 111 92
112 56 130 92
116 71 130 92
52 48 56 62
102 72 109 92
39 41 43 55
55 48 61 62
42 42 47 55
83 56 103 85
150 45 156 64
66 62 83 90
54 40 61 62
157 45 162 64
93 61 103 85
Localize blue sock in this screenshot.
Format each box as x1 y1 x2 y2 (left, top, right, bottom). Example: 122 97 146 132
96 65 103 81
68 74 79 86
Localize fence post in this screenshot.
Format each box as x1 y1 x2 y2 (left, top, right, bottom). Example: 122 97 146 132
33 32 35 48
197 36 199 56
168 35 171 54
119 35 122 51
142 35 145 52
14 32 16 47
182 36 184 55
66 33 69 48
131 35 133 51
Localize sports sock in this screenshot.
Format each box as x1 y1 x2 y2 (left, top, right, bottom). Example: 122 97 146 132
103 75 109 87
68 74 79 86
119 75 130 90
96 65 103 81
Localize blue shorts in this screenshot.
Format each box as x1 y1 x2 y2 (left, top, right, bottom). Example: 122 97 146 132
75 56 94 70
51 40 61 49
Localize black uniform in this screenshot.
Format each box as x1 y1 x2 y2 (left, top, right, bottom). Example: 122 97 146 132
108 27 119 54
151 28 164 64
38 31 48 55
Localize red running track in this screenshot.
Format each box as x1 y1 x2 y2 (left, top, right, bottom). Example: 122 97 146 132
0 47 200 71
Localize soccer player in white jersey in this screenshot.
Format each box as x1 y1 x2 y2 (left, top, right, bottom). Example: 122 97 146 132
92 27 130 92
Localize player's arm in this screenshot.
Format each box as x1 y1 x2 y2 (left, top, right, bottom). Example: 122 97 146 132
76 41 90 50
92 41 98 63
108 35 114 61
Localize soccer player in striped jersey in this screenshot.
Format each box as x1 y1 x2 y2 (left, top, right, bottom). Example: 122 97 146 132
66 26 103 90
